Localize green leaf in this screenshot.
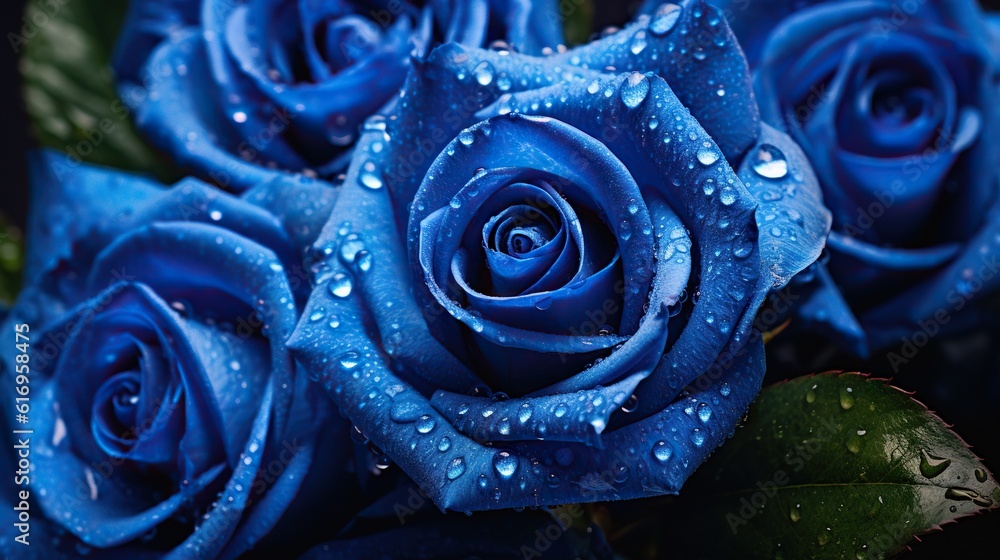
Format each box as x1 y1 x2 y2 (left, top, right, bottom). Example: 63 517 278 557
614 373 1000 560
0 219 23 304
20 0 177 180
563 0 595 46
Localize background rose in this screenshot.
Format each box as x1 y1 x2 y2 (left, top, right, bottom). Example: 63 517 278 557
112 0 566 193
290 0 829 511
0 151 353 558
708 0 1000 356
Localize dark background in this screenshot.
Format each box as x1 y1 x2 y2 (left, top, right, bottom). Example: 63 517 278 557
1 1 998 559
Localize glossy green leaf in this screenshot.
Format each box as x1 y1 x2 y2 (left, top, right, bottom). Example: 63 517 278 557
20 0 177 179
614 373 1000 560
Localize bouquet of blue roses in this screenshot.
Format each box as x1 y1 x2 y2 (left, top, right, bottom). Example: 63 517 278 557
2 0 999 558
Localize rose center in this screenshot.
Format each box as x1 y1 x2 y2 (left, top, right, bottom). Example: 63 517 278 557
318 15 382 73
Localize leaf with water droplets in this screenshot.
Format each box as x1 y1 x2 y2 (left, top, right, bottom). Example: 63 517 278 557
625 373 1000 559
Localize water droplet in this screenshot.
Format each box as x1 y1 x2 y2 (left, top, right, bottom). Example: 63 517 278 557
697 403 712 422
732 238 753 259
446 457 467 480
653 441 673 462
535 296 552 310
690 428 705 446
339 234 366 264
752 144 789 179
805 386 817 404
944 487 993 507
702 178 716 195
846 432 861 454
587 80 601 94
790 506 801 523
233 111 248 123
415 415 436 434
328 274 353 298
493 418 510 436
719 187 736 205
518 404 532 423
473 61 494 85
350 425 368 444
621 72 650 109
839 387 855 410
338 351 360 370
621 394 639 413
613 464 629 483
627 199 640 215
363 115 387 132
630 31 648 54
697 144 719 165
458 130 475 146
720 383 731 397
919 449 952 479
360 168 383 190
493 451 518 478
438 437 451 452
649 3 682 36
975 468 988 483
354 250 373 273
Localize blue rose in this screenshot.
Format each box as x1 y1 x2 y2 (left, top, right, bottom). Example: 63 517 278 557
290 0 830 511
0 151 355 558
112 0 565 193
708 0 1000 356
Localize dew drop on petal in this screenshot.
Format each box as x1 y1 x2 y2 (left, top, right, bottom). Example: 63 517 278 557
630 30 648 54
338 351 360 370
415 415 436 434
493 451 518 478
653 440 673 462
328 274 353 298
649 3 683 36
752 144 789 179
621 72 650 109
696 144 719 165
360 170 383 190
719 187 736 206
697 403 712 422
473 61 495 85
690 428 705 446
447 457 467 480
